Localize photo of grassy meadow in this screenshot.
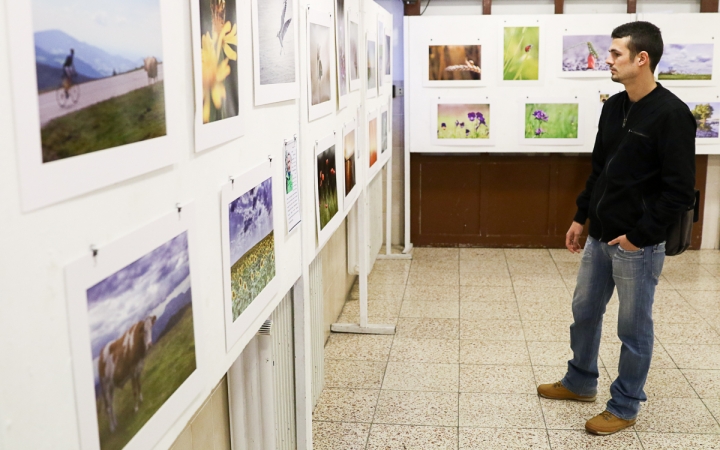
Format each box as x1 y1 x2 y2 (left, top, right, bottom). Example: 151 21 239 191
428 45 481 81
87 232 195 450
687 102 720 138
344 130 356 196
437 104 490 140
525 103 578 139
200 0 238 123
369 117 378 167
659 44 714 80
228 178 275 321
503 27 539 81
32 0 166 163
317 146 339 229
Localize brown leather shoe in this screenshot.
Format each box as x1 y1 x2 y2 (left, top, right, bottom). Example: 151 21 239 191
537 381 597 402
585 410 636 435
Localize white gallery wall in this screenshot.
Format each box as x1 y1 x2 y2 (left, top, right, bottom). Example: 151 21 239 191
0 0 392 448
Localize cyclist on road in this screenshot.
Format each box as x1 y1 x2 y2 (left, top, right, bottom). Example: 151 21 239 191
61 49 76 98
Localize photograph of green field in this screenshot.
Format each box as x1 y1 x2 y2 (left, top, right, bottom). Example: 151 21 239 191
32 0 167 163
525 103 579 139
317 145 339 229
87 232 196 450
503 27 540 81
658 44 714 80
437 103 490 140
227 177 275 321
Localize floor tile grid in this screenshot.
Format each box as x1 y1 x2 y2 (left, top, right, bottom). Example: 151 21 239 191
502 250 555 448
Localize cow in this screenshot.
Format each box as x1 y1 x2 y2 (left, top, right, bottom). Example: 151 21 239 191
98 315 157 433
143 56 158 84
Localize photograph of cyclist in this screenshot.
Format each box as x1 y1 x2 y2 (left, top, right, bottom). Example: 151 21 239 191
31 0 167 163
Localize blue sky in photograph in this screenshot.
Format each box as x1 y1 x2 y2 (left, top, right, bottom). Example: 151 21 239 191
228 178 274 264
32 0 164 61
659 44 714 75
86 232 191 362
687 102 720 120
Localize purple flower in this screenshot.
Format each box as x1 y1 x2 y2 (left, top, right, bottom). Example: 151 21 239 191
455 120 459 127
465 129 470 136
476 112 486 125
532 110 549 122
468 112 476 122
535 128 544 136
460 122 465 127
441 123 446 129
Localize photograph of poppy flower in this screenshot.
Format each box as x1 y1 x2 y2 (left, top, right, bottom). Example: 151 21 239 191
31 0 167 163
367 40 377 90
381 111 388 153
257 0 295 86
658 44 714 80
228 177 275 321
348 20 360 82
316 146 339 229
87 232 196 450
428 45 481 81
309 22 332 105
562 35 611 72
437 104 490 140
687 102 720 138
525 103 579 139
369 117 378 167
344 129 356 196
201 0 239 123
503 27 540 81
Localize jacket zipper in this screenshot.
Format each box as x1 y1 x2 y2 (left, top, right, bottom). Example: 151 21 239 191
628 129 650 138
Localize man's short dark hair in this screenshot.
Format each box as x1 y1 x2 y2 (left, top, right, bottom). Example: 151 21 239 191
611 21 663 72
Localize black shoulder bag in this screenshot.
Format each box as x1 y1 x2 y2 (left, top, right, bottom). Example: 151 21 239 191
665 189 700 256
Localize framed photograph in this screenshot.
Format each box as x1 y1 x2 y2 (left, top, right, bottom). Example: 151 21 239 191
284 137 301 233
348 11 361 92
560 34 613 78
65 206 202 450
521 98 583 146
367 34 377 99
221 161 279 352
314 133 344 246
191 0 243 151
306 7 335 121
657 43 716 86
367 109 381 181
597 88 623 126
7 0 176 211
686 99 720 144
378 19 385 89
384 26 392 83
500 21 544 85
432 97 494 146
343 118 360 209
425 42 483 87
251 0 299 106
380 104 389 159
334 0 348 110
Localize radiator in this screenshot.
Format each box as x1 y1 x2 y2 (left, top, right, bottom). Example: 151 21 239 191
228 292 296 450
309 256 324 408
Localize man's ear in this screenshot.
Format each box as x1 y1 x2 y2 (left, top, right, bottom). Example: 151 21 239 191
637 51 651 68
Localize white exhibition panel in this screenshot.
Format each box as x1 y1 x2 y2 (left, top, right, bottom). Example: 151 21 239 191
406 13 720 155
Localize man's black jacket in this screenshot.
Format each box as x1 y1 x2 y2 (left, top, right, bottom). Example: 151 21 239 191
574 84 696 248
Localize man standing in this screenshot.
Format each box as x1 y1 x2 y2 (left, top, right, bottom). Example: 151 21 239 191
537 22 696 435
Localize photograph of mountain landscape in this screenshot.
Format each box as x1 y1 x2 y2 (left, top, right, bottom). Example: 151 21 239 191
31 0 167 163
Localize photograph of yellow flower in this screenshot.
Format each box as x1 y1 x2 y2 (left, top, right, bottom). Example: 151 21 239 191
200 0 238 124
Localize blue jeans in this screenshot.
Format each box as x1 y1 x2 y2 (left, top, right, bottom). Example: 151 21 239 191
561 235 665 420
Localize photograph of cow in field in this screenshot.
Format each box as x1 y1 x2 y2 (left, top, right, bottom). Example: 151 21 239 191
86 232 196 450
98 315 156 433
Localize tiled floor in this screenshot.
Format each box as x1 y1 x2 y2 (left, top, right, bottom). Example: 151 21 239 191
313 248 720 449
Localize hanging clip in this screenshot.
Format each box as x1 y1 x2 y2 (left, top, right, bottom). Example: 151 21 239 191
229 176 235 187
90 245 99 258
268 154 273 163
176 202 185 215
294 134 297 141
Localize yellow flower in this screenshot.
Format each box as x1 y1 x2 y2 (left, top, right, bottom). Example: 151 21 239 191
200 21 237 123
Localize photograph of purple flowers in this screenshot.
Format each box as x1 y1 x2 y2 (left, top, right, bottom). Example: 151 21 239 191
434 102 492 146
658 44 714 81
687 102 720 142
562 35 612 76
525 103 579 140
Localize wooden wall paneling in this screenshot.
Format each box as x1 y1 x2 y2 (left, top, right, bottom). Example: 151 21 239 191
701 0 719 12
483 0 492 15
627 0 637 13
404 1 421 16
555 0 564 14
